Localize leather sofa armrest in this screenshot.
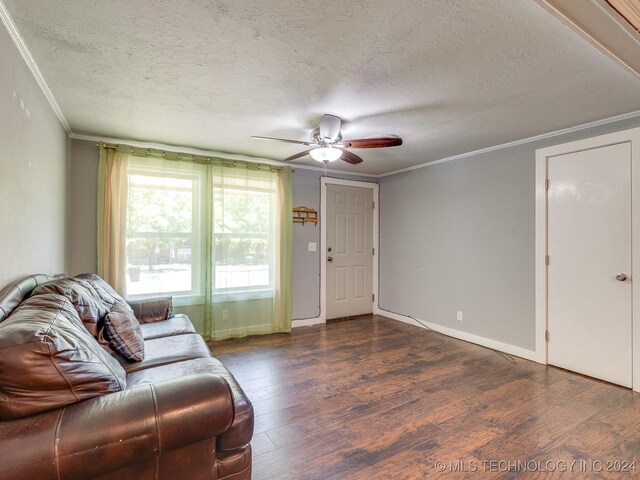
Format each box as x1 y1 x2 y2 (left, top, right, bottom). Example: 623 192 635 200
127 296 173 323
0 374 234 480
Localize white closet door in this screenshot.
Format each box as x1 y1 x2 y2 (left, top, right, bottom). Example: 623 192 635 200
547 142 632 387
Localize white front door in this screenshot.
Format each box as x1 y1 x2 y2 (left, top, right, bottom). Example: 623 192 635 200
547 142 632 387
326 184 373 320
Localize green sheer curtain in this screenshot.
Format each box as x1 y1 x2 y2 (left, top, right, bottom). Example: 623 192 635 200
204 163 292 339
275 167 293 333
96 144 293 339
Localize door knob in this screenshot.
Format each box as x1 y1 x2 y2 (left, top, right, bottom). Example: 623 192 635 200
327 256 333 262
616 273 628 282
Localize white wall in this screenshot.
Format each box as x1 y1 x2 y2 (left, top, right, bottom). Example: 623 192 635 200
0 20 68 288
378 115 640 353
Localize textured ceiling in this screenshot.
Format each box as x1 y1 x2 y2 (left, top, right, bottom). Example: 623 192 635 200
4 0 640 175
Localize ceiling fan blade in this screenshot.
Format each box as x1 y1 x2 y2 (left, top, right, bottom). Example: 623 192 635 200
342 136 403 148
252 136 314 146
338 149 363 164
283 150 312 162
319 114 342 142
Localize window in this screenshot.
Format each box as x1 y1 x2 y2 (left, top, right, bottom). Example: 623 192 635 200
99 144 292 340
125 160 277 300
125 161 202 297
212 170 277 294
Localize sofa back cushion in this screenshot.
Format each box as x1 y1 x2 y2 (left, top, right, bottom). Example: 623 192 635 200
74 273 132 312
0 293 127 420
0 274 62 323
31 278 109 336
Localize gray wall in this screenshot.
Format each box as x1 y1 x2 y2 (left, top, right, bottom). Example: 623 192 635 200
291 169 323 319
291 169 375 320
0 22 68 287
379 115 640 351
67 139 100 275
65 117 640 346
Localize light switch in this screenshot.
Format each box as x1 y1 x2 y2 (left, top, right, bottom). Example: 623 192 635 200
308 242 317 252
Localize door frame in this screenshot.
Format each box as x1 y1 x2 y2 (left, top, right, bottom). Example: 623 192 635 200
535 126 640 392
320 177 379 323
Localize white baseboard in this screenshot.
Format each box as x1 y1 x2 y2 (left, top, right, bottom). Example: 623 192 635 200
292 317 326 328
375 307 540 363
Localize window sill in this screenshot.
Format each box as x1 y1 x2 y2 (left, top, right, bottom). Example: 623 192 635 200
128 289 274 307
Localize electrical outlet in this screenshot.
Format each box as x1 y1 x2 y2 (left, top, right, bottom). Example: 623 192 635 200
222 310 229 321
308 242 317 252
457 311 463 322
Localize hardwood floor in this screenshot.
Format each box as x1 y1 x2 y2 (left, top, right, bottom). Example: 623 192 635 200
209 315 640 479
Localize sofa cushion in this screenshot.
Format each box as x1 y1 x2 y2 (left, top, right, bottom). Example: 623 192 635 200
126 357 254 451
31 277 109 336
120 333 212 373
0 274 62 323
127 296 173 324
139 314 195 340
0 294 127 420
102 304 145 362
74 273 132 312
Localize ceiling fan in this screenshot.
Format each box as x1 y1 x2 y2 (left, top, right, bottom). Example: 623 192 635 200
252 114 402 165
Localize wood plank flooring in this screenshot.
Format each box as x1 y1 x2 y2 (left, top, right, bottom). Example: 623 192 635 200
208 315 640 479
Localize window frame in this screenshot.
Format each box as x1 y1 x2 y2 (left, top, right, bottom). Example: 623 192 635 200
125 159 205 305
210 172 277 299
124 159 279 304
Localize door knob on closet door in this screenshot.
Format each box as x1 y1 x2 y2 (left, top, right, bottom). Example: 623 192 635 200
616 273 628 281
327 256 333 262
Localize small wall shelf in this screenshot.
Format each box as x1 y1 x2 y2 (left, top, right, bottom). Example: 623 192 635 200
293 206 318 226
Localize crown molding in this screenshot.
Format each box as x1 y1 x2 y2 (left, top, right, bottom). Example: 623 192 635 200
0 1 72 134
73 110 640 179
285 163 379 178
70 132 380 178
72 108 640 179
379 109 640 178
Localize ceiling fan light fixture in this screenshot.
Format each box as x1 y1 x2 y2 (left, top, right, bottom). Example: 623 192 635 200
309 146 342 162
254 114 401 165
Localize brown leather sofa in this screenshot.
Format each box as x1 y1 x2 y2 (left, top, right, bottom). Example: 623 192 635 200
0 274 253 480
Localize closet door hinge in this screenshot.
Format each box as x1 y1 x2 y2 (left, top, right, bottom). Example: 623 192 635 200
545 330 550 341
545 255 550 266
545 179 550 190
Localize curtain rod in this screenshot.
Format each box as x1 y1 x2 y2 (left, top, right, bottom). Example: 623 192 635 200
96 143 287 172
97 143 118 149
